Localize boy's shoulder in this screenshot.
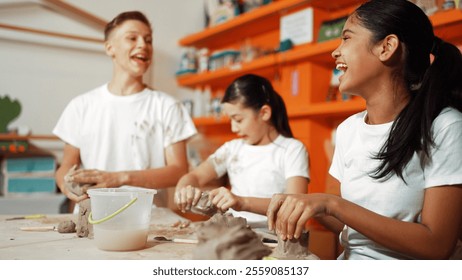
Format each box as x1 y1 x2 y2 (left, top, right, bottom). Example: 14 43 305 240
143 87 181 104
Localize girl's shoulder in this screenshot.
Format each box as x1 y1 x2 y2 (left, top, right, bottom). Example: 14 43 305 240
221 138 245 149
274 135 305 147
435 107 462 122
433 107 462 132
337 110 367 132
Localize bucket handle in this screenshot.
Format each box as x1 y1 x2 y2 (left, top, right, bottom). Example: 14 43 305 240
88 197 138 225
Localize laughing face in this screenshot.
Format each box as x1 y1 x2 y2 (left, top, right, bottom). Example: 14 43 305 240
331 15 386 98
105 20 153 79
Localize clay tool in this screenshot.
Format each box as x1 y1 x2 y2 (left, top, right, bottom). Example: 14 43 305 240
153 236 277 248
6 214 46 221
20 226 57 232
153 236 198 244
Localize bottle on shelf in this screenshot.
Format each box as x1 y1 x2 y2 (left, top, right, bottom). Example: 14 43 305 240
203 86 212 117
193 87 204 118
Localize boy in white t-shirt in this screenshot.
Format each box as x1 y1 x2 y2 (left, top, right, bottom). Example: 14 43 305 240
53 11 196 206
174 74 310 226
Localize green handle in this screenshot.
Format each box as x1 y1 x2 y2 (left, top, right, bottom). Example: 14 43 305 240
88 197 137 225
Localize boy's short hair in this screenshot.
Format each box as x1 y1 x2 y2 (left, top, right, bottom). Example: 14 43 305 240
104 11 151 41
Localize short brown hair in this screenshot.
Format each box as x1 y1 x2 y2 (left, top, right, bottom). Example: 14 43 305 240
104 11 151 41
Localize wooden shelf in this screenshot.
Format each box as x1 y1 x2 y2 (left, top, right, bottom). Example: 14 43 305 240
0 134 60 141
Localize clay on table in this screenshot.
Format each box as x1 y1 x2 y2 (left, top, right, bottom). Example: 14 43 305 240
190 191 218 216
64 167 94 238
57 220 76 233
192 213 272 260
270 231 319 260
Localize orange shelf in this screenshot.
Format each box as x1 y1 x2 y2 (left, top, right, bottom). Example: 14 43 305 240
289 98 366 119
180 0 308 47
192 99 365 128
193 116 230 126
431 8 462 27
177 8 462 89
177 53 278 87
180 0 364 49
276 39 340 66
431 9 462 42
178 39 341 88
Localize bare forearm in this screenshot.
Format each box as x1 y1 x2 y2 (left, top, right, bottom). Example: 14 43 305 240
315 216 344 234
123 165 188 189
240 197 271 215
330 197 456 259
176 172 202 189
55 166 67 193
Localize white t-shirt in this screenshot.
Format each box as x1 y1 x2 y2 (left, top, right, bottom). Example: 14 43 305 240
208 135 310 226
53 84 197 204
329 107 462 259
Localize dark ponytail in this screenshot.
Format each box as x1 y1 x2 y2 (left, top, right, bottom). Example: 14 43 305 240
222 74 293 138
354 0 462 182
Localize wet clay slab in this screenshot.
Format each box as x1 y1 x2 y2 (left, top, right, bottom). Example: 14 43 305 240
192 213 272 260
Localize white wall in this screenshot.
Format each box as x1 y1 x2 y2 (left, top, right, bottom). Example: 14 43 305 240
0 0 205 138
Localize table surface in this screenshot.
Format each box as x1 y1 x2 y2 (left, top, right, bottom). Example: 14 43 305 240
0 207 198 260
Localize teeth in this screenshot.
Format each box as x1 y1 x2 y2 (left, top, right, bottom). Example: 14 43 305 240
133 54 148 61
336 63 347 71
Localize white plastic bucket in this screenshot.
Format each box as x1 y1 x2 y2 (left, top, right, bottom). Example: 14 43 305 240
87 187 156 251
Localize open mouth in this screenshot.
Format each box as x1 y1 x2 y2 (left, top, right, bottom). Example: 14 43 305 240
131 53 150 63
335 63 348 72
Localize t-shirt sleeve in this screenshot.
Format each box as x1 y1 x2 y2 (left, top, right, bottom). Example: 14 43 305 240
207 142 229 178
284 140 310 180
163 102 197 148
425 118 462 188
52 98 81 148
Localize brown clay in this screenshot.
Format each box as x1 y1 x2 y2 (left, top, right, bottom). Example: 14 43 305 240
190 191 218 216
76 199 93 238
57 220 76 233
193 213 272 260
270 231 319 260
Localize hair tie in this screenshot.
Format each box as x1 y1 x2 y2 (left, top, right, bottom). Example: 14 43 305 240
431 36 443 56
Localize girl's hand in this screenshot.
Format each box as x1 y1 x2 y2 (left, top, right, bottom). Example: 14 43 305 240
267 193 334 240
174 185 202 213
208 187 242 212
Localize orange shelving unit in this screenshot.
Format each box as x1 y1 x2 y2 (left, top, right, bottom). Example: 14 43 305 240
177 0 462 193
178 0 367 195
176 1 462 259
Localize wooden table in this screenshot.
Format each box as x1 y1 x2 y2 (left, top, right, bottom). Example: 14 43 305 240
0 207 197 260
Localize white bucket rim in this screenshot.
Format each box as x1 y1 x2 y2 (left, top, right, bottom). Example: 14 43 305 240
88 186 157 197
